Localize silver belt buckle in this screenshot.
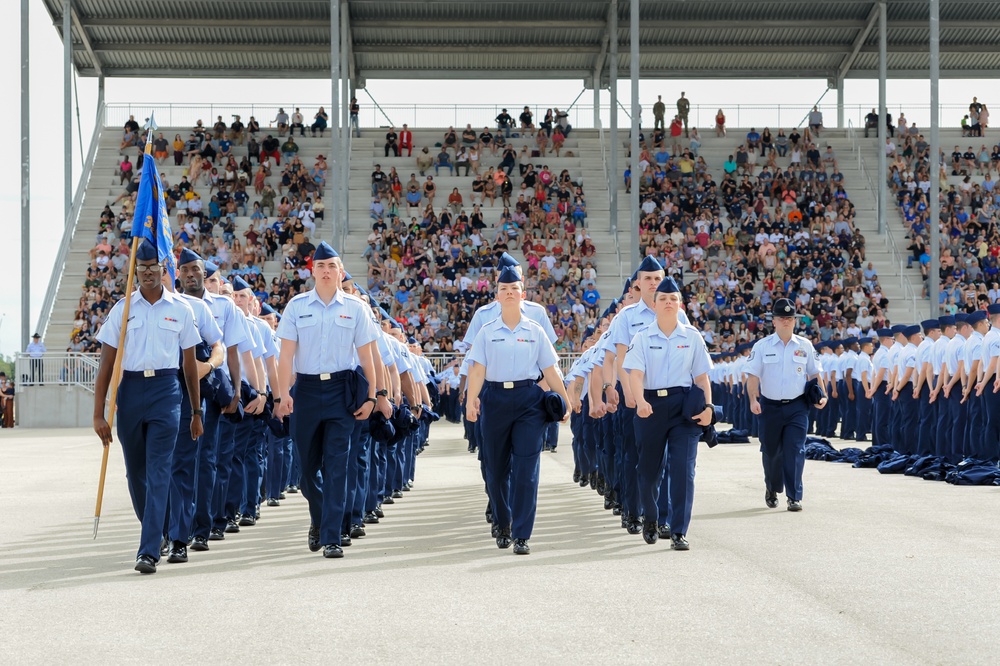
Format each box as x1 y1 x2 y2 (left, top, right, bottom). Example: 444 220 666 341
320 373 331 381
143 369 155 378
656 389 668 397
503 381 514 389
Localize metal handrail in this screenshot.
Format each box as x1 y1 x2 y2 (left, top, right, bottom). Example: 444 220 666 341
104 102 978 133
597 119 624 285
849 127 920 313
423 352 581 375
13 352 100 393
36 105 106 341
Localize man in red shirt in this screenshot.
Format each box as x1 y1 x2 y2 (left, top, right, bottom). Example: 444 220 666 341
399 124 413 157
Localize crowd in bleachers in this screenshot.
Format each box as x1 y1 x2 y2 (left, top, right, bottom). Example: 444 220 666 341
886 98 1000 314
68 107 613 355
623 113 889 352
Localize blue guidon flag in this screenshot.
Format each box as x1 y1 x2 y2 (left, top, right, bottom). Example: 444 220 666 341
132 112 176 283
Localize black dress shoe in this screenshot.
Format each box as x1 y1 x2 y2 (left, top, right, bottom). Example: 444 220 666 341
160 536 170 557
278 492 287 500
167 542 188 563
787 499 803 512
341 533 353 547
765 489 778 509
239 515 256 527
579 476 589 488
134 555 157 574
350 524 366 539
323 544 344 559
670 533 690 551
286 485 299 494
572 469 581 484
612 504 622 516
209 528 226 541
513 538 530 555
382 495 395 505
491 523 501 539
391 490 403 499
496 526 513 549
603 497 613 510
626 518 643 535
642 520 659 545
191 536 210 552
363 512 380 524
225 520 241 533
266 498 280 507
373 505 385 518
308 525 321 552
657 524 671 539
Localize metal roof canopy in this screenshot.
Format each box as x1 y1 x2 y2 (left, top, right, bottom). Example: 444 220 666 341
43 0 1000 83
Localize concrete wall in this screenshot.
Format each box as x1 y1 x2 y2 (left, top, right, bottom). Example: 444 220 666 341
16 385 95 428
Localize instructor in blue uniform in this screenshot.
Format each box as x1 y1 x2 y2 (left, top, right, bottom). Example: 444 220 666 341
465 265 570 556
93 239 204 574
273 242 379 559
624 276 714 551
745 299 826 512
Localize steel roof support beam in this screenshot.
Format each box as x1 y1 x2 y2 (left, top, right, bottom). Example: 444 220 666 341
329 0 341 245
836 2 880 82
929 0 940 318
609 0 618 237
629 0 639 272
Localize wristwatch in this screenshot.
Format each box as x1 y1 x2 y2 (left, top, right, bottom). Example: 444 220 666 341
376 389 389 398
273 397 281 404
192 408 203 416
366 397 378 405
602 383 612 391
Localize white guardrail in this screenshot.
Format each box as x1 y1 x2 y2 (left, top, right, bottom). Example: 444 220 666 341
14 353 101 393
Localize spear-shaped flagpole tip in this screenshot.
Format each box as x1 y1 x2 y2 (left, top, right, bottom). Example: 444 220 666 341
93 515 101 539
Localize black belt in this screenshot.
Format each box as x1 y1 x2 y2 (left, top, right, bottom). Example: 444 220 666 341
643 386 691 399
485 380 535 390
760 395 803 406
122 369 178 379
297 370 353 382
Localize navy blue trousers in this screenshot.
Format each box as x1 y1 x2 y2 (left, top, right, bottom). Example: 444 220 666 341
853 379 871 441
940 391 965 462
480 384 546 540
633 391 700 534
872 385 890 447
618 403 640 518
293 375 355 547
839 380 857 440
224 417 256 520
343 419 367 532
758 399 808 501
916 384 937 456
982 388 1000 461
211 418 237 530
116 374 181 561
897 387 919 455
167 381 206 543
192 400 223 539
266 431 289 500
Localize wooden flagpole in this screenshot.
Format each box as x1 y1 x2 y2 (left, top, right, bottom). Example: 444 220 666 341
94 125 156 538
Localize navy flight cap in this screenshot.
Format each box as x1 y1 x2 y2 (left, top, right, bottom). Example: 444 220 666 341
968 310 988 325
313 241 339 260
497 265 522 283
177 248 202 266
636 256 663 273
136 239 158 262
921 319 940 333
903 324 922 338
231 276 252 292
205 261 219 278
497 252 520 268
655 276 680 294
987 304 1000 316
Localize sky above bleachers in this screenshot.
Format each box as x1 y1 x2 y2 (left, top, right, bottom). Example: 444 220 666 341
1 0 995 356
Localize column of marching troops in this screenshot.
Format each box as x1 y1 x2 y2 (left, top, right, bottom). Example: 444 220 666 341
714 307 1000 467
94 240 442 573
96 240 1000 572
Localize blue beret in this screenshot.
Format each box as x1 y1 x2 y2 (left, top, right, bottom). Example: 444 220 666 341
497 252 520 268
968 310 988 325
136 239 158 262
313 241 339 260
205 261 219 278
260 303 276 316
343 271 353 282
858 336 874 345
890 324 908 335
655 276 680 294
497 265 522 283
921 319 940 333
876 328 893 338
988 304 1000 315
637 256 663 273
177 248 202 266
407 336 417 345
955 313 970 325
231 276 252 292
938 315 956 326
903 325 922 337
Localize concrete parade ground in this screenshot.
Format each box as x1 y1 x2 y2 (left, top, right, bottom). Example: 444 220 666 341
1 422 998 665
